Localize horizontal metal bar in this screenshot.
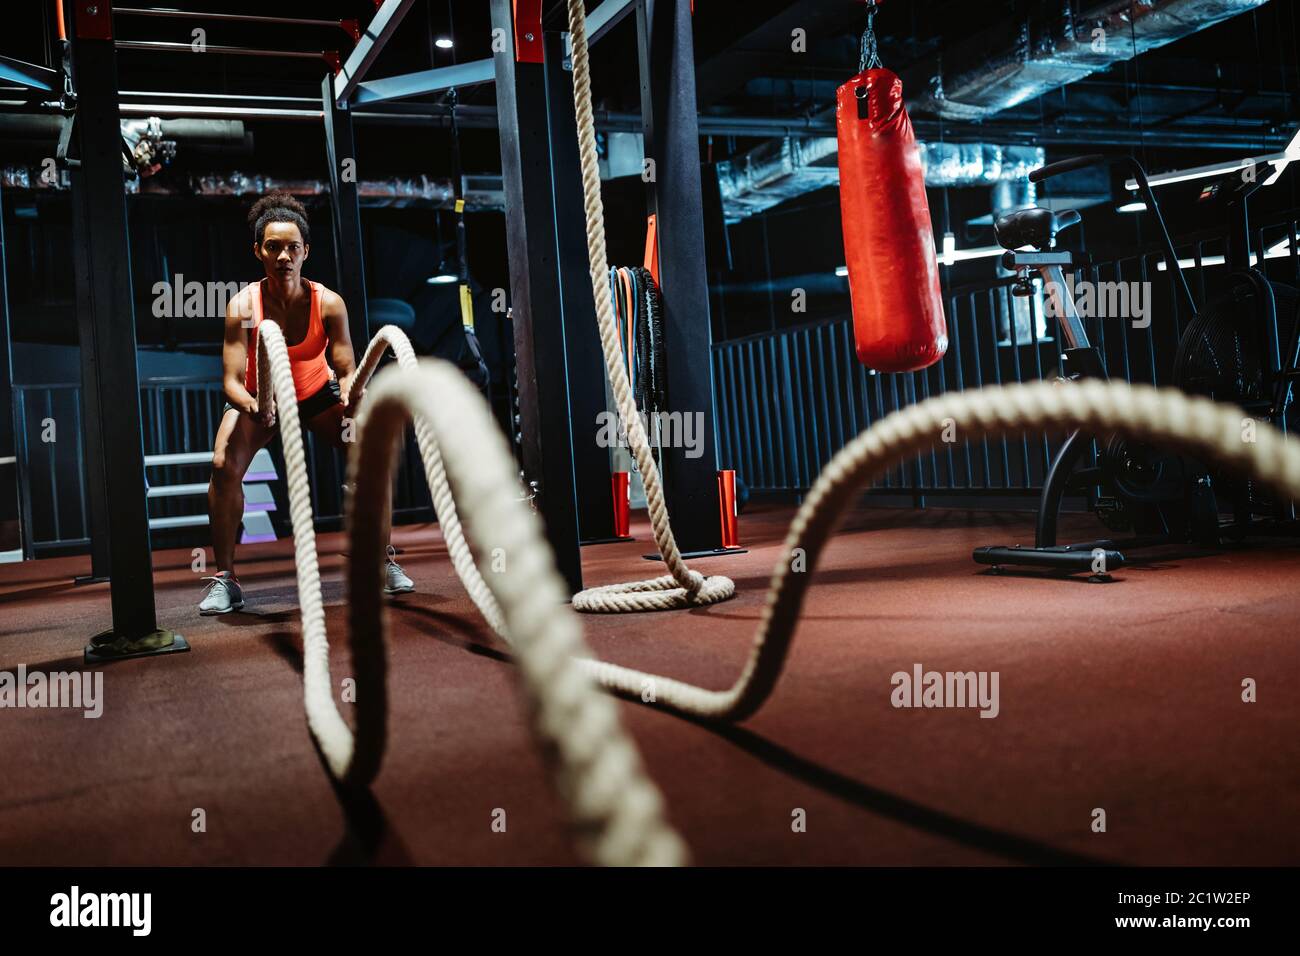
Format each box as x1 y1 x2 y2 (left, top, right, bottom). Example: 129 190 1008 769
121 89 323 105
0 53 57 93
118 102 324 119
352 58 495 106
335 0 418 103
113 7 350 32
147 482 209 498
115 40 327 60
148 514 208 529
588 0 639 45
145 451 213 466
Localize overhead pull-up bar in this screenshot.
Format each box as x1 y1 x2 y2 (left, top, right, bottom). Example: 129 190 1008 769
112 7 362 42
115 40 335 65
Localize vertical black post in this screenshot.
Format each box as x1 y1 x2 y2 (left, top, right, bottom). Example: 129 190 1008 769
490 0 583 593
638 0 723 552
543 29 615 543
67 3 183 658
323 75 370 352
0 182 20 558
70 157 112 583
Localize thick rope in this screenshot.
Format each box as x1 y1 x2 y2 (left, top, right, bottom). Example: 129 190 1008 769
254 321 686 866
260 323 1300 858
575 379 1300 721
352 326 506 636
243 6 1300 862
565 0 735 613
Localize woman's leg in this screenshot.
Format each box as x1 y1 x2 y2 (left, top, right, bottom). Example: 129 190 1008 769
307 403 412 591
308 404 393 549
208 408 274 575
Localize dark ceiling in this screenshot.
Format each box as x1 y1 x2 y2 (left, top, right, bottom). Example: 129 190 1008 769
3 2 1299 212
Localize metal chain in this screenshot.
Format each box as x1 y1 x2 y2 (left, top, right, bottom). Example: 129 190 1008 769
859 1 882 73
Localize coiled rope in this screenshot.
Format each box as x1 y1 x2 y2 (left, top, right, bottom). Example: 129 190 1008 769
254 320 686 866
565 0 735 613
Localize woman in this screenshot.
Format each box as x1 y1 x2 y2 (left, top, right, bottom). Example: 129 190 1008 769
200 192 413 614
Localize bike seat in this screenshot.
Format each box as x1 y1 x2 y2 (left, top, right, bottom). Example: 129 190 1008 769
994 207 1081 251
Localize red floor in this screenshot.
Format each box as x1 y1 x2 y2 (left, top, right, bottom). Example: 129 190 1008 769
1 503 1298 866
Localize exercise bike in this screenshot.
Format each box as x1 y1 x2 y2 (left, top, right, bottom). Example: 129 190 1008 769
973 153 1300 581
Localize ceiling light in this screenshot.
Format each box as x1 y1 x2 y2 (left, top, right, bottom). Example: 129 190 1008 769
1125 129 1300 191
435 37 454 49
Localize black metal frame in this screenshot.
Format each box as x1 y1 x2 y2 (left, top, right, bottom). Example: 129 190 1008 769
542 30 616 544
65 3 172 646
0 171 18 557
636 0 723 552
490 0 584 594
489 0 730 583
323 76 371 353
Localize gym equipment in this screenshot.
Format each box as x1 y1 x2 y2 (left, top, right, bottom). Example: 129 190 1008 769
256 320 1300 865
563 0 736 611
242 2 1300 867
254 319 686 866
975 154 1300 580
610 266 667 426
836 3 947 373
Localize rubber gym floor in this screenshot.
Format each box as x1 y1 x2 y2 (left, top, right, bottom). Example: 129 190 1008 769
1 502 1296 866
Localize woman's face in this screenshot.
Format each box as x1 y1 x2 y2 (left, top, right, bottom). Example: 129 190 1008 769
254 221 309 281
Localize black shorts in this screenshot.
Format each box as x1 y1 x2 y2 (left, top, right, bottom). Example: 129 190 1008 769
225 378 341 424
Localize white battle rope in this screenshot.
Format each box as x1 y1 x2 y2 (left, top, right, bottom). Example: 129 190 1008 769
565 0 735 613
258 320 1300 863
247 5 1300 868
255 320 687 866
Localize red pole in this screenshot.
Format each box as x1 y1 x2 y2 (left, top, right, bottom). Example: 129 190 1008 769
611 472 630 539
717 470 739 549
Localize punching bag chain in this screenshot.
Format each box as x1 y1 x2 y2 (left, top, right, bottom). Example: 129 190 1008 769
859 1 882 73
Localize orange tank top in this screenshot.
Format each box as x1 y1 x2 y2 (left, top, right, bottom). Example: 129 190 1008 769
243 279 333 401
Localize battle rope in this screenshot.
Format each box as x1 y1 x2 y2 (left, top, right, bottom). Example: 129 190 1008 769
254 320 686 866
565 0 735 613
243 4 1300 866
259 322 1300 861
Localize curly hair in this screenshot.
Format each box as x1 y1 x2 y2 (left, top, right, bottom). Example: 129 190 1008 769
247 191 311 245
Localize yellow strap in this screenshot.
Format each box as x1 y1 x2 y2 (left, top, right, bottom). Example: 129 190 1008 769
459 283 474 330
454 199 465 214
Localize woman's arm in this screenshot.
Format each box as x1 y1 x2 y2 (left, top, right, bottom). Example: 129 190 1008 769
221 296 263 419
323 290 361 412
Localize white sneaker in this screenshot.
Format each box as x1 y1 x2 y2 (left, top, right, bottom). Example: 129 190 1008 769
384 546 415 595
199 572 244 614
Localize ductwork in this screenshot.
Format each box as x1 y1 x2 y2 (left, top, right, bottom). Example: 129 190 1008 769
911 0 1270 120
716 138 1044 221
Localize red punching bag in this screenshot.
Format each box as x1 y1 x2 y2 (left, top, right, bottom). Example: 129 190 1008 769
837 68 947 372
